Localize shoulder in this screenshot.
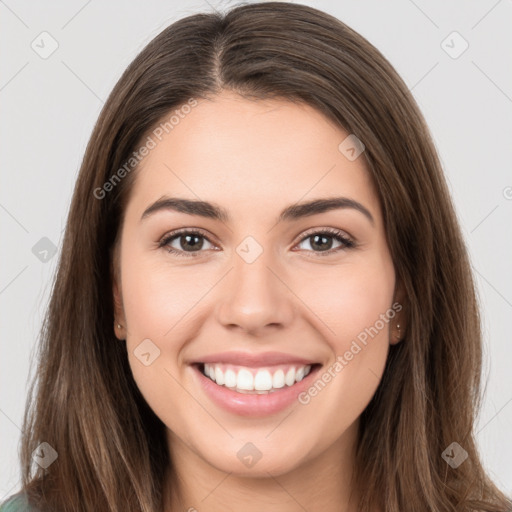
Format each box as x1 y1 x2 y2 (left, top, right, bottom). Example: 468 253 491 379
0 492 38 512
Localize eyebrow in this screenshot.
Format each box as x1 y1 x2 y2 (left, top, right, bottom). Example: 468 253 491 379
140 195 375 226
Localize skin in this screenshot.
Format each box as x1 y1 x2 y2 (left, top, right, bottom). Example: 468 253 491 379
112 90 406 512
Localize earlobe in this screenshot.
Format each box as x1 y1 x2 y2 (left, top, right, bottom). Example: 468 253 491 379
390 322 402 345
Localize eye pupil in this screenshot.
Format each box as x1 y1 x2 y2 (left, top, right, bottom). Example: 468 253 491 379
181 234 203 251
311 234 333 252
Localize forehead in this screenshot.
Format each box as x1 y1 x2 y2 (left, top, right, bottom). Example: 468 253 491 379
125 91 381 227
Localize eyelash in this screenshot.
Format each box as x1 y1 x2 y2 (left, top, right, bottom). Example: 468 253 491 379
158 227 355 258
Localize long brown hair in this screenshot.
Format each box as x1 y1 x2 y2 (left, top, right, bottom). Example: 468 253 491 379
12 2 511 511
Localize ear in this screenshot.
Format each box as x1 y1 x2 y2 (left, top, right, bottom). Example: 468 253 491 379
111 245 126 340
390 276 407 345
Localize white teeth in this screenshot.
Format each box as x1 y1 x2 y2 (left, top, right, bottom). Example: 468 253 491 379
272 369 285 389
254 370 273 391
237 369 254 390
202 363 313 393
224 368 237 388
214 366 224 385
285 367 296 386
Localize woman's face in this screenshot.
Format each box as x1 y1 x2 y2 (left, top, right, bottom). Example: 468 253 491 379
113 90 402 478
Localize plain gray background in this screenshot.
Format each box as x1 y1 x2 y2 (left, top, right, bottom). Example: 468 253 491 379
1 0 511 501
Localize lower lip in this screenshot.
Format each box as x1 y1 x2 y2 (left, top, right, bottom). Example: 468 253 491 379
192 364 321 417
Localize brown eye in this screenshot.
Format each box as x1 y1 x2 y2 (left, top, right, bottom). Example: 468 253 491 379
159 229 215 257
295 228 354 256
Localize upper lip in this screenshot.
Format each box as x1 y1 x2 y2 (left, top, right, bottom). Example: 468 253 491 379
191 351 320 367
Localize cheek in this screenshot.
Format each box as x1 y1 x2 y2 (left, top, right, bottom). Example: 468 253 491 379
119 250 225 406
118 251 204 426
294 255 395 422
120 250 210 340
296 256 395 347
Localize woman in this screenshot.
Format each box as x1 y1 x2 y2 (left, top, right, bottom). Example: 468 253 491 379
2 2 510 511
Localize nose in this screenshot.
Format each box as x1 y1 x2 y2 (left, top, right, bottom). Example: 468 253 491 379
215 247 295 336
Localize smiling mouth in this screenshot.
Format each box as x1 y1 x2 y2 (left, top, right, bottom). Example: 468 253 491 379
194 362 323 394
